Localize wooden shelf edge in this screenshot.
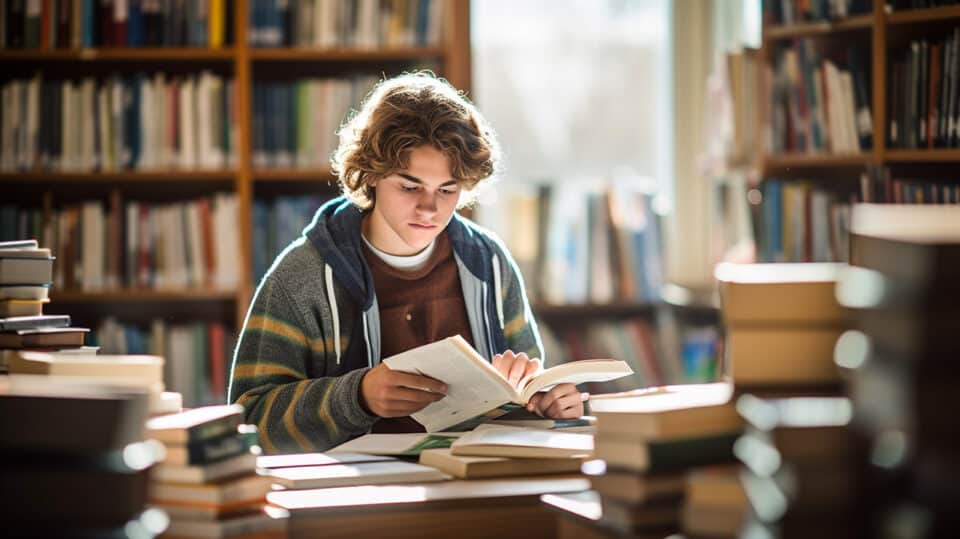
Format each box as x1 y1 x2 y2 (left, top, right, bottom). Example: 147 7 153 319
52 289 238 302
532 302 657 317
763 153 874 170
253 168 337 181
0 47 236 61
249 46 445 61
884 149 960 162
763 14 873 40
0 170 238 182
887 4 960 25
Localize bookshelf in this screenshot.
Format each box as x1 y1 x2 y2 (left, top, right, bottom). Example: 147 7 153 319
1 0 471 405
754 0 960 264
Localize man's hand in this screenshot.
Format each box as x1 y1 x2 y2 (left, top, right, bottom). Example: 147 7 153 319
360 363 447 418
526 384 587 419
492 350 541 389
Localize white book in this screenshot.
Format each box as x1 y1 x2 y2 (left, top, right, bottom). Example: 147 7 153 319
186 201 205 288
180 76 196 168
383 335 632 432
213 193 239 289
97 82 111 170
150 473 272 505
355 0 378 49
9 351 164 391
269 460 451 490
328 432 463 456
110 77 124 170
315 0 338 48
167 324 196 407
207 72 225 168
24 74 39 171
840 70 859 153
427 0 445 46
153 73 169 168
81 201 104 291
125 202 138 288
152 452 258 484
450 424 594 459
139 79 154 169
196 71 213 169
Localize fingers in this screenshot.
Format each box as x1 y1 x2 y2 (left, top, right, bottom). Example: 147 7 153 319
389 371 448 395
506 353 531 387
533 384 584 419
495 351 540 389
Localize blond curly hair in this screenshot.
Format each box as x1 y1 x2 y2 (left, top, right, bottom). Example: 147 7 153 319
331 71 501 209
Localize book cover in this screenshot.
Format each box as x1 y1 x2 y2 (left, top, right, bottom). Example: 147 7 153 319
419 448 584 479
268 460 451 489
383 334 632 432
449 425 593 459
146 403 244 444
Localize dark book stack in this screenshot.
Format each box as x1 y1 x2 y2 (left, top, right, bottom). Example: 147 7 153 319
762 0 872 25
681 465 747 539
0 239 91 371
716 262 850 396
858 166 960 204
735 395 868 539
887 29 960 150
584 383 744 537
0 375 165 536
145 404 287 538
836 203 960 537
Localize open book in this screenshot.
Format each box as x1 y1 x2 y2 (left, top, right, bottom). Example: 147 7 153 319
382 335 633 432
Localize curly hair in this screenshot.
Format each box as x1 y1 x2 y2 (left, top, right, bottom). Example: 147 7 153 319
331 71 501 209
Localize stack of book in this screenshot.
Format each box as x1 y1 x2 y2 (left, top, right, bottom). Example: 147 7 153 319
7 350 180 416
0 239 90 371
584 383 743 536
838 203 960 535
735 395 864 537
715 262 851 396
681 465 747 539
0 375 166 536
146 405 286 538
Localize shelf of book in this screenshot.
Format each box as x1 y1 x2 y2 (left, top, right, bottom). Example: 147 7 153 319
532 303 657 319
51 289 238 303
253 168 337 181
762 14 873 41
249 47 446 62
0 171 238 183
887 4 960 25
884 149 960 162
763 153 875 172
0 48 237 62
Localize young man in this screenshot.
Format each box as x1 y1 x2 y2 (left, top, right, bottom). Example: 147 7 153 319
229 72 584 453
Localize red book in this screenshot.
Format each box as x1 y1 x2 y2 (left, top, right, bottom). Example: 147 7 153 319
208 322 226 401
40 0 52 48
113 0 127 47
197 198 215 288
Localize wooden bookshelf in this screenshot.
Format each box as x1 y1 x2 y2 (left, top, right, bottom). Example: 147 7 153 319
0 0 473 331
0 48 237 61
763 153 874 173
52 289 238 302
887 4 960 25
884 149 960 162
763 14 873 40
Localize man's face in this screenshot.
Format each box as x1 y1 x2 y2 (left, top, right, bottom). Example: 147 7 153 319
365 145 461 255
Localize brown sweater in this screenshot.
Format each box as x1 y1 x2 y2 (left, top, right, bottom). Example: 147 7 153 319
362 232 474 433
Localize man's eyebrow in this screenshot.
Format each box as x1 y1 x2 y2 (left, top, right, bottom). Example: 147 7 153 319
397 173 459 187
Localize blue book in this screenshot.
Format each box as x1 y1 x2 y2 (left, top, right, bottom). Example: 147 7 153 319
763 179 783 262
81 0 96 48
127 0 145 46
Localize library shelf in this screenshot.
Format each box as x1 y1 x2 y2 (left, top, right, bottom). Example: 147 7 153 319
532 302 656 319
0 171 238 183
52 289 238 302
0 48 236 62
887 4 960 25
884 149 960 163
253 168 337 181
249 47 445 62
763 153 874 172
762 14 873 41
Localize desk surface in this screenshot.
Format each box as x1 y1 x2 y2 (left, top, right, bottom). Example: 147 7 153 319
267 474 591 539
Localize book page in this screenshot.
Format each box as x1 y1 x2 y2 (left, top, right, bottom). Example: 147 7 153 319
383 336 518 432
520 359 633 401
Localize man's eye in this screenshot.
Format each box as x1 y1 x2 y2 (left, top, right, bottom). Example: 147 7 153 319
401 185 419 192
440 188 459 195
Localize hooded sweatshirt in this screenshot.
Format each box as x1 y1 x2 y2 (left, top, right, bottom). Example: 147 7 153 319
228 197 544 453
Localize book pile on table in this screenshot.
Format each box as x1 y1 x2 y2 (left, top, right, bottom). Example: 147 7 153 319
681 465 747 539
837 203 960 536
715 261 851 397
735 395 865 538
146 404 286 538
582 382 743 537
0 239 90 371
0 375 166 536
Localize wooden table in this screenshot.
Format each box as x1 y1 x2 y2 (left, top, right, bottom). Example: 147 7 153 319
266 475 590 539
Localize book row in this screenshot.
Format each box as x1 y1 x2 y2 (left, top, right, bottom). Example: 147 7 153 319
248 0 444 49
478 182 664 306
0 193 241 291
1 71 237 172
767 40 872 155
93 316 234 408
888 29 960 150
0 0 233 49
762 0 871 24
251 76 377 169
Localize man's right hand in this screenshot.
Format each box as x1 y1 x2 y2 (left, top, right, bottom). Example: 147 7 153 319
359 363 447 418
